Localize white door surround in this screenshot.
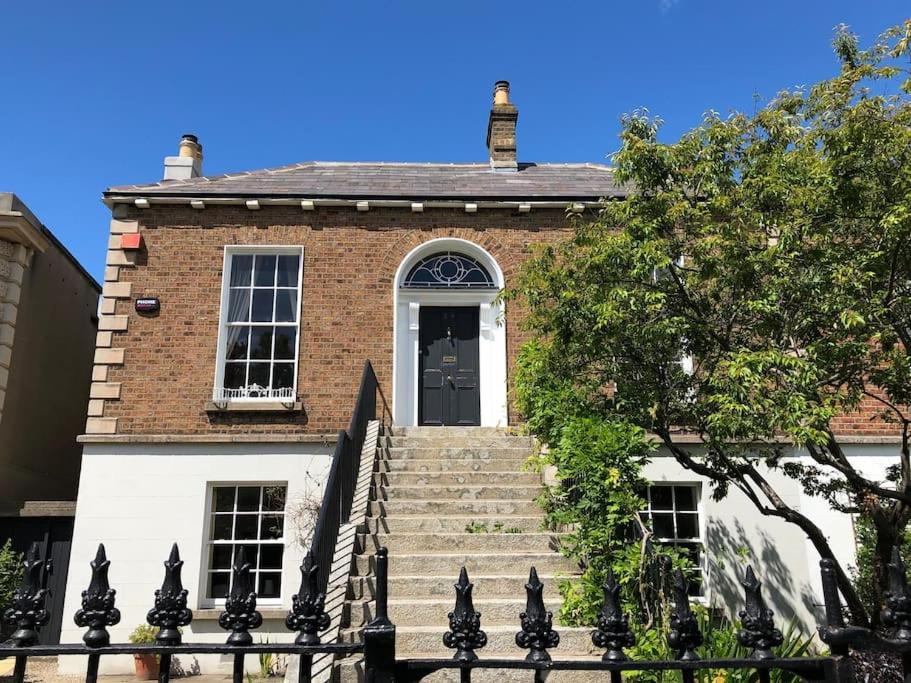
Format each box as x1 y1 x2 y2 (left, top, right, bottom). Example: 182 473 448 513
392 238 508 427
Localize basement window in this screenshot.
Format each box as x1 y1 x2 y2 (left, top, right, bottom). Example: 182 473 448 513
214 247 303 402
205 484 287 603
640 484 705 596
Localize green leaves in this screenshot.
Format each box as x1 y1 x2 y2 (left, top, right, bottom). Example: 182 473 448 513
511 21 911 623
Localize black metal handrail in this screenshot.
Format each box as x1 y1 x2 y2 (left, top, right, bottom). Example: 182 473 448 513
310 360 388 593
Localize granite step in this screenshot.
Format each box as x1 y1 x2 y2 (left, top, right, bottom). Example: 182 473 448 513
374 471 540 486
359 533 562 554
335 656 612 683
347 573 560 600
338 624 598 656
384 435 535 448
377 458 531 473
346 597 564 627
368 499 542 517
386 447 534 461
362 515 545 534
377 485 543 501
353 552 578 576
387 427 521 437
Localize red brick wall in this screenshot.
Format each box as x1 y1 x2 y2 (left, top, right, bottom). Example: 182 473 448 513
99 204 900 438
102 205 569 435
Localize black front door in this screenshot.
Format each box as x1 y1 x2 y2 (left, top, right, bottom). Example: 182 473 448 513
419 306 481 426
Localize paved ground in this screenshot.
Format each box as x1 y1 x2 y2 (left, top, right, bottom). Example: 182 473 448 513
0 657 254 682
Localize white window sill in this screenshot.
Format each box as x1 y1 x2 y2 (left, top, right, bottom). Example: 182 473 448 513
205 401 302 413
194 607 288 621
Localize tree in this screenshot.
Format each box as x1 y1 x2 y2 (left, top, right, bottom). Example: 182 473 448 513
510 22 911 626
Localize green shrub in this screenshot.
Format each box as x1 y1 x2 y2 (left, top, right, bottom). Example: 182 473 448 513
128 623 159 644
0 540 23 622
625 606 816 682
851 514 911 614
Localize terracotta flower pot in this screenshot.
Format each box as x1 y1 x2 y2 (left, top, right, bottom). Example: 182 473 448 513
133 653 159 680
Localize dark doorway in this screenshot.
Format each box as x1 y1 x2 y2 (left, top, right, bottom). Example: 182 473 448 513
419 306 481 426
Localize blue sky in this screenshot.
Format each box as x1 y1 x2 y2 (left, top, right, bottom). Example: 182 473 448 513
1 1 907 280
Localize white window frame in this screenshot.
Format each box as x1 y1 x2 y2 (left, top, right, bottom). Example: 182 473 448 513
213 246 304 402
201 482 288 608
641 483 707 596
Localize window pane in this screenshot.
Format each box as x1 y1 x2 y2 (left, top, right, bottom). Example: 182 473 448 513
250 328 274 360
260 545 283 569
209 572 230 599
235 515 258 540
676 513 699 539
650 486 673 510
223 363 247 389
227 290 250 322
258 572 282 598
273 328 296 360
260 515 284 540
230 255 253 287
273 363 294 390
211 545 233 570
254 255 277 286
251 290 274 322
248 363 270 390
213 487 235 512
237 487 261 511
226 327 250 360
277 255 299 287
275 290 297 323
262 486 286 512
212 515 233 540
675 486 697 511
651 512 675 538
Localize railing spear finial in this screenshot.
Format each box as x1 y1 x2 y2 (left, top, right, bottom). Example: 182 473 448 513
2 542 49 646
882 546 911 642
443 567 487 662
218 546 263 645
146 543 193 645
285 549 330 645
667 569 703 661
74 544 121 647
515 567 559 663
592 568 635 662
736 565 783 660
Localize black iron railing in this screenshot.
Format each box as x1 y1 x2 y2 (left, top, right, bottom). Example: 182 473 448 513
5 539 911 682
310 360 389 593
0 541 366 683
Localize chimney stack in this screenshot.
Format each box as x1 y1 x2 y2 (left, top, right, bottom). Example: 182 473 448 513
163 134 203 180
486 81 518 171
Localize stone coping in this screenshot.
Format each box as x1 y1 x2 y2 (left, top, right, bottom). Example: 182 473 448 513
78 433 338 444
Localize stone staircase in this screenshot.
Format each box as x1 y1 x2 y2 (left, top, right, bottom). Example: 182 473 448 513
333 426 599 682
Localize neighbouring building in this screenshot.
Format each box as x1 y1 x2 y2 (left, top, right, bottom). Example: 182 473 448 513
58 82 896 678
0 193 101 643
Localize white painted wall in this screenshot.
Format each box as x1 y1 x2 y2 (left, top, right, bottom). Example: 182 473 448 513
59 442 333 676
646 441 900 638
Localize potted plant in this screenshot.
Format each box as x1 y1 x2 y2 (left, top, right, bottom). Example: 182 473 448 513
128 624 159 680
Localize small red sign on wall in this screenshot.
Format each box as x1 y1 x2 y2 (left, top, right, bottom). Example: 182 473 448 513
121 233 142 250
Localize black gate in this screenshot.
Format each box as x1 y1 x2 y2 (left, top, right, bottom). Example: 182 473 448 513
0 516 72 645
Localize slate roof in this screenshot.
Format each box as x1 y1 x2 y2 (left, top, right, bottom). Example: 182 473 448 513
105 161 625 201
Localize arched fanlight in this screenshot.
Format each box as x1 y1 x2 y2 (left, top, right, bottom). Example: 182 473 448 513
401 252 496 289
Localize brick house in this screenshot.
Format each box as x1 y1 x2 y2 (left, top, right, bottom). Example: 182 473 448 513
59 82 896 677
